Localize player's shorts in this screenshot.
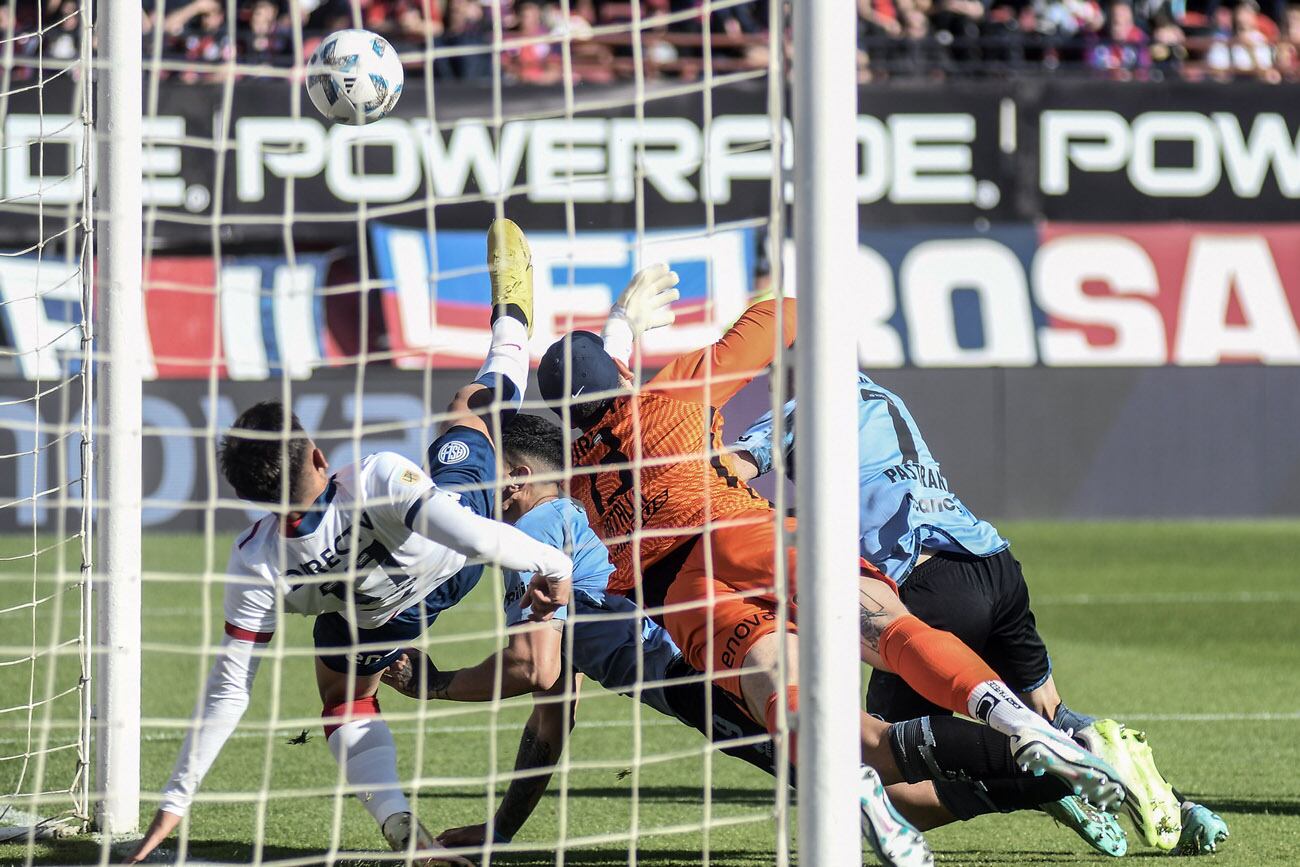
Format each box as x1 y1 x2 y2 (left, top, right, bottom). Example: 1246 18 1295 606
568 592 681 719
564 592 779 777
865 547 1051 722
315 424 498 676
651 514 799 701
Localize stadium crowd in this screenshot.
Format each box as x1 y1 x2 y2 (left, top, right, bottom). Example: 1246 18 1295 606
13 0 1300 81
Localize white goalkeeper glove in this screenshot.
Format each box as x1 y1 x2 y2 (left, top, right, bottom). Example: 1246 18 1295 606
602 263 680 364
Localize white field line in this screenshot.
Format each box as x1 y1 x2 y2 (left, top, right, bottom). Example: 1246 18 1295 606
124 591 1300 620
2 711 1297 749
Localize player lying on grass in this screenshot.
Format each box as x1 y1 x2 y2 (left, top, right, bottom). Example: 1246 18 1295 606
529 286 1128 865
380 411 1122 863
729 367 1230 857
126 219 567 867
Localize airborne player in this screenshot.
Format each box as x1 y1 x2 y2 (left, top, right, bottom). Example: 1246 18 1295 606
126 220 568 866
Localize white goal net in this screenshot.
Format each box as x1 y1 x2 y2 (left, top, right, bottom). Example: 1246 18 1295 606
0 0 96 849
2 0 824 864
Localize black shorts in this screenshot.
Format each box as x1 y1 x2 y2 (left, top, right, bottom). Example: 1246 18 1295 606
865 547 1051 723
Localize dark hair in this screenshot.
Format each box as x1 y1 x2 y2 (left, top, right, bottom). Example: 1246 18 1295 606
502 413 565 473
220 401 313 504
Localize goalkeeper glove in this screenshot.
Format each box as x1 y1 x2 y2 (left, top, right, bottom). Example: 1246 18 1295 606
602 263 680 364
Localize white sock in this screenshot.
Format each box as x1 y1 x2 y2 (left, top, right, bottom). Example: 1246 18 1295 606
327 718 411 825
966 680 1054 739
475 316 529 405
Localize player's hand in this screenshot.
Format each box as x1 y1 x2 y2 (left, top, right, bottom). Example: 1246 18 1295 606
437 823 489 847
382 647 432 700
525 572 570 621
611 263 679 336
122 809 181 863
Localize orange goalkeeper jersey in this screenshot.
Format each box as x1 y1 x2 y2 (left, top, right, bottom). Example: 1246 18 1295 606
570 298 797 594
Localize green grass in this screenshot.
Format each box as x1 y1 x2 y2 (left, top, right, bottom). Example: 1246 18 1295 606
2 521 1299 865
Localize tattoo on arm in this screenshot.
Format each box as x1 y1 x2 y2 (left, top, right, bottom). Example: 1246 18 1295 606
494 724 557 840
859 589 889 652
426 666 455 701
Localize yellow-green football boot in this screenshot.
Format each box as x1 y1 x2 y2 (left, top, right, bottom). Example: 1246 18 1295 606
1077 719 1181 849
487 218 534 336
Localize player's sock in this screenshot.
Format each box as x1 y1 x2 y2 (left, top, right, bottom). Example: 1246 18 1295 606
473 316 528 416
1052 702 1096 736
763 685 800 765
876 614 1001 718
323 696 410 826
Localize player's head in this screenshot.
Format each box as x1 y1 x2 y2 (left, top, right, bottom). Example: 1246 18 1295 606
220 401 328 507
500 413 566 522
537 331 633 430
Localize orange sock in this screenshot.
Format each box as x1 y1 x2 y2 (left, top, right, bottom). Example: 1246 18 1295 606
877 614 998 716
763 685 800 765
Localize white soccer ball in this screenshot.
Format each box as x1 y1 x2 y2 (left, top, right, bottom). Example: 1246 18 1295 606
306 29 404 125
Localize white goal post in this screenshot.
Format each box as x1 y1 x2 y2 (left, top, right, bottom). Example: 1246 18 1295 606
93 0 146 837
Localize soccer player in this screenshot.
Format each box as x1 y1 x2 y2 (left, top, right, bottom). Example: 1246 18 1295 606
730 369 1230 856
381 413 1106 863
534 292 1127 864
125 220 570 866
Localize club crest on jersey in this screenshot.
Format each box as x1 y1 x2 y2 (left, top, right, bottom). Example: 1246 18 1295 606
437 441 471 465
400 468 420 484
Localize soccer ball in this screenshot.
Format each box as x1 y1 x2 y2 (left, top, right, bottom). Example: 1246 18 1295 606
306 29 404 125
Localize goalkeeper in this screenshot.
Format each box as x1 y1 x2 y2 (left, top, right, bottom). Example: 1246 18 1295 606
126 220 568 866
730 367 1229 857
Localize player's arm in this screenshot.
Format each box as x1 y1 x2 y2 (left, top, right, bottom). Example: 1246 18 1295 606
438 675 581 847
372 454 573 611
728 399 796 484
648 298 797 407
383 623 563 702
601 263 680 365
126 563 275 863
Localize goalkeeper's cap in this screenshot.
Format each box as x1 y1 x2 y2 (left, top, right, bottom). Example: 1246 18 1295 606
538 331 621 429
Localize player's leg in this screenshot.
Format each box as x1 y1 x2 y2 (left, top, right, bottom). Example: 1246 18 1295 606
849 563 1125 809
981 549 1185 849
864 554 1000 723
313 615 470 865
661 538 932 867
441 217 533 441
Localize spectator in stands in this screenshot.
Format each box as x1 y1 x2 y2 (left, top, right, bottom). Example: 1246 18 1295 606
506 1 562 84
47 0 81 60
1148 10 1188 74
1087 0 1150 75
436 0 493 79
1232 0 1282 79
929 0 986 62
163 0 235 79
1036 0 1104 37
240 0 291 68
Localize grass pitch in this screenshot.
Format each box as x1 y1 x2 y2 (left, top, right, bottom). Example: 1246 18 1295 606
2 521 1299 865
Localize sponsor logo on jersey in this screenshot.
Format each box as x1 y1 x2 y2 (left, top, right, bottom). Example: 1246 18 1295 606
437 441 471 465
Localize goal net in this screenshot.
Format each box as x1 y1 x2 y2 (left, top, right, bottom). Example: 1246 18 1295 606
3 0 817 862
0 0 96 848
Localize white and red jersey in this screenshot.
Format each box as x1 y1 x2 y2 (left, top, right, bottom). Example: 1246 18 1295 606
224 451 469 635
158 449 576 818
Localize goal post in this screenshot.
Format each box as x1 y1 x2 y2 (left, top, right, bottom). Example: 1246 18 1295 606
792 0 864 864
93 0 145 836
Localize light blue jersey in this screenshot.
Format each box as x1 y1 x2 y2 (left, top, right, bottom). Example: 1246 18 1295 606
503 498 611 625
735 372 1007 583
504 496 681 717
